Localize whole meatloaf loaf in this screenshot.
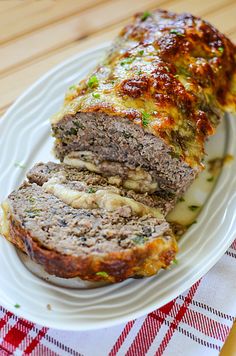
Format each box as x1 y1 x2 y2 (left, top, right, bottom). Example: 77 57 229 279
51 9 236 196
0 162 177 283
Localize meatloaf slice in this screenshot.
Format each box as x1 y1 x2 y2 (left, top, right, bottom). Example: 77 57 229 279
1 163 177 283
27 161 176 215
51 9 236 196
53 116 196 196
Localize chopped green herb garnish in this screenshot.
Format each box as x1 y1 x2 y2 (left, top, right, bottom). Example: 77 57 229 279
92 93 100 99
14 304 20 308
69 84 76 90
137 69 142 75
73 121 85 130
25 208 41 218
65 127 78 135
167 192 176 199
14 162 26 169
123 131 132 139
170 151 180 159
87 187 96 194
164 66 170 72
88 75 99 88
142 111 150 126
69 128 77 135
96 271 109 278
141 11 151 21
178 66 190 77
142 118 149 126
188 205 200 211
178 197 185 202
132 235 148 245
28 197 36 203
138 50 144 56
120 57 134 66
207 176 214 182
173 258 178 265
218 47 224 54
170 29 184 36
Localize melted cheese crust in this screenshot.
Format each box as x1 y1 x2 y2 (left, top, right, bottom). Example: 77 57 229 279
52 9 236 169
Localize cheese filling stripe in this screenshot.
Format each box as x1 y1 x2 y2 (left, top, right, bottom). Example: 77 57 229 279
63 154 159 194
42 178 163 219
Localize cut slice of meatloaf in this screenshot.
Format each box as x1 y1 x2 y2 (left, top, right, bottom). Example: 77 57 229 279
51 9 236 197
27 162 176 215
1 162 178 283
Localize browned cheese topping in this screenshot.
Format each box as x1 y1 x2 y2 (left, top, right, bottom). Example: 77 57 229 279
53 9 236 168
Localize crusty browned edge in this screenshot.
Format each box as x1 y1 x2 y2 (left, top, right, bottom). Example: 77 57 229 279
3 206 178 283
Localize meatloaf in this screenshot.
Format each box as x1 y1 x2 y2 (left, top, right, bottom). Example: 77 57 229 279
1 162 177 282
27 162 176 214
51 9 236 196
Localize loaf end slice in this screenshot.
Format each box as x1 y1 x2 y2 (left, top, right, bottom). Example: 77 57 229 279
1 163 178 283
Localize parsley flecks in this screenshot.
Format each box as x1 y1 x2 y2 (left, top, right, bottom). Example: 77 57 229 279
67 127 77 135
170 151 180 159
141 11 151 21
138 50 144 56
173 258 178 265
92 93 100 99
137 69 142 75
188 205 200 211
14 162 26 169
132 235 148 245
14 304 20 308
88 75 99 88
142 111 150 127
69 84 76 90
207 176 214 182
25 208 41 218
123 131 132 139
170 29 185 36
65 127 78 135
218 47 224 54
73 121 85 130
167 192 176 199
87 187 96 194
96 271 109 278
142 118 149 127
120 57 134 66
178 66 190 77
178 197 185 202
28 197 36 203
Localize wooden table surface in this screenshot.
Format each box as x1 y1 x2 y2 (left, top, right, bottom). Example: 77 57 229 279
0 0 235 353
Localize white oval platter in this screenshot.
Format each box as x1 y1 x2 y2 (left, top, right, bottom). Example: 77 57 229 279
0 43 235 330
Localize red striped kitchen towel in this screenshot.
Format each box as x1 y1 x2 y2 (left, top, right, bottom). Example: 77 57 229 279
0 240 235 356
